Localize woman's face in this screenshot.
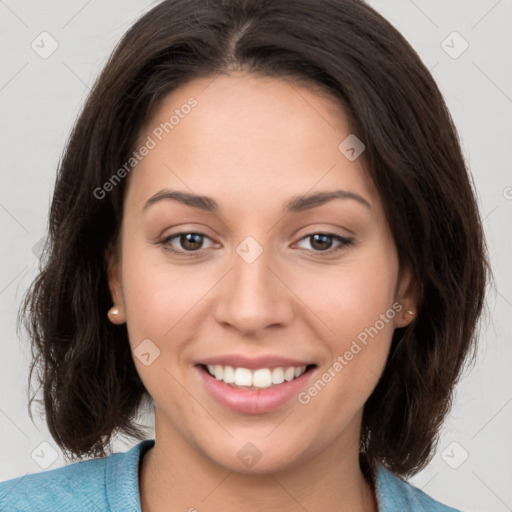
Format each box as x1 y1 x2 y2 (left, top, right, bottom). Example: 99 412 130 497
107 72 416 473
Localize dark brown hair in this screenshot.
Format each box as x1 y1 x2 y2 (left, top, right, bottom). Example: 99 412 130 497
19 0 490 477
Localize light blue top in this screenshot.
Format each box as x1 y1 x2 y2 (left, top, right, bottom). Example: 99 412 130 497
0 439 461 511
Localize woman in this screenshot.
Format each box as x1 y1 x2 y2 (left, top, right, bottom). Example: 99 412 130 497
0 0 489 510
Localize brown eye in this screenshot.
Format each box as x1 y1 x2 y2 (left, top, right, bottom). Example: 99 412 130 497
296 233 354 254
160 232 213 256
309 233 335 251
176 233 204 251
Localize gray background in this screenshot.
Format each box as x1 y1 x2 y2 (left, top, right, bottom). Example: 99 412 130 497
1 1 511 510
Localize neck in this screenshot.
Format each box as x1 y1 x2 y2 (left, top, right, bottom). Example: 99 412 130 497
140 410 378 512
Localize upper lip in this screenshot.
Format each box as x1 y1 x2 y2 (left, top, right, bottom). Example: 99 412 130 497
197 355 315 370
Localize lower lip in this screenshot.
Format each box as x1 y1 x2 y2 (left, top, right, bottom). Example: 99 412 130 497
196 365 316 414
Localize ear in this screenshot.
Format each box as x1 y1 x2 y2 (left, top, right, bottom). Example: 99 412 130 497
394 264 419 328
105 243 126 324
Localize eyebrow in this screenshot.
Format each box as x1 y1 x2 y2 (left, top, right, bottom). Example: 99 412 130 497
143 188 372 213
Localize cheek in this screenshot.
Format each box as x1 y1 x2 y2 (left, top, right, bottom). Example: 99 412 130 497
118 247 214 406
122 257 213 340
300 244 399 395
119 233 173 337
305 249 399 342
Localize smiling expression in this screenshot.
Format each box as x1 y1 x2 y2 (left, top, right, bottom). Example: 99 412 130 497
106 71 416 473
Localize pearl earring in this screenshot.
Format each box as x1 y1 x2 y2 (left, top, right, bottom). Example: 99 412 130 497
109 305 120 317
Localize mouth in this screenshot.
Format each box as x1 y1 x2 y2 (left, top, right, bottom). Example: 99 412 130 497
194 354 319 414
196 361 318 414
199 363 317 390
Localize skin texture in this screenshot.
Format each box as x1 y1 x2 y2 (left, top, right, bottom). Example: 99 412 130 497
107 72 417 512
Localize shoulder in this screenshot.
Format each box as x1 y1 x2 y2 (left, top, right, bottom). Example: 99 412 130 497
0 439 154 512
0 452 111 512
375 464 463 512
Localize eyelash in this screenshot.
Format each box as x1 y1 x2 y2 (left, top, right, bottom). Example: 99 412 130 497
157 231 354 258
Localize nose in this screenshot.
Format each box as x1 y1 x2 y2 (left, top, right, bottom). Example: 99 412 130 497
213 247 294 336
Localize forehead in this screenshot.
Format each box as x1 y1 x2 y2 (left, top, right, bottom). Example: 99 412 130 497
127 72 380 215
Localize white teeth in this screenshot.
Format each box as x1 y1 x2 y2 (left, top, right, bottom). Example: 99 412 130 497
284 367 295 381
253 368 272 388
214 365 224 380
204 364 310 388
234 367 253 386
294 366 306 378
272 367 284 384
223 365 235 383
